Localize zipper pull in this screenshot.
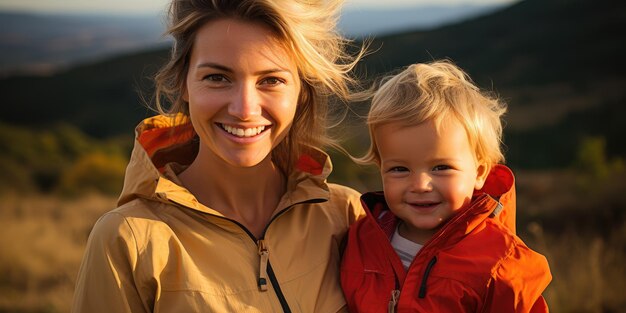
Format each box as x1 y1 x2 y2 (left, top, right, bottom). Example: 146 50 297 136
388 289 400 313
258 239 269 291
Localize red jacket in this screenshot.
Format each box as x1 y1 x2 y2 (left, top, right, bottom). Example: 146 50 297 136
341 165 552 313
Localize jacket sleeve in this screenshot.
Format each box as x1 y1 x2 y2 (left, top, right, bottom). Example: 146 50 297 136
482 243 552 313
71 212 149 313
344 186 366 225
347 193 366 226
329 183 366 227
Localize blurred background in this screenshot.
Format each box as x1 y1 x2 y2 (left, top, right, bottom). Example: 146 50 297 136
0 0 625 312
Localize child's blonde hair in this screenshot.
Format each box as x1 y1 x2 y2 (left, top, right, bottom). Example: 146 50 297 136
359 60 507 168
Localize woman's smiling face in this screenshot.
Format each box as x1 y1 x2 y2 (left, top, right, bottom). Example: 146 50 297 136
184 18 300 168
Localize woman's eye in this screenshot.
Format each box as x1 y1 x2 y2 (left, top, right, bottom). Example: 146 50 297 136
203 74 228 83
260 77 285 86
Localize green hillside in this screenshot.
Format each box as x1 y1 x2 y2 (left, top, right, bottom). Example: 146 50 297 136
0 49 168 137
1 0 625 169
361 0 626 88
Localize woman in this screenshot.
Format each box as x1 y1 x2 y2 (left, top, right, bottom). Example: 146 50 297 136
71 0 366 312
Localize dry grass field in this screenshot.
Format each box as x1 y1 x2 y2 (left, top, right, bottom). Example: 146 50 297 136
0 193 115 313
515 170 626 313
0 170 625 313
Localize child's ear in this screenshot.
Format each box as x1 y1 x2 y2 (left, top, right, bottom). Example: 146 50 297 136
474 162 491 190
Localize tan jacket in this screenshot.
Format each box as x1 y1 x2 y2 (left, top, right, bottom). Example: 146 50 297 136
71 115 365 312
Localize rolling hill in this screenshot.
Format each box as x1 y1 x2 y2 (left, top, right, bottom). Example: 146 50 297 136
0 12 168 76
0 4 501 76
1 0 625 169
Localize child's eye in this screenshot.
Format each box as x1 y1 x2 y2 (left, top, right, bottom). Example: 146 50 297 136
388 166 409 173
432 164 452 171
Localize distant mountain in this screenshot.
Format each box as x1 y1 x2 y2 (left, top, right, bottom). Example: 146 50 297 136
0 5 502 76
339 4 505 37
0 0 624 169
0 12 168 76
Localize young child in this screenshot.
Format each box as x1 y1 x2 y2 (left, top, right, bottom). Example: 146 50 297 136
341 61 552 312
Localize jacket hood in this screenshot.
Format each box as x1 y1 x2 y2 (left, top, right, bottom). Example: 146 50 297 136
117 114 333 213
479 164 516 233
361 164 517 236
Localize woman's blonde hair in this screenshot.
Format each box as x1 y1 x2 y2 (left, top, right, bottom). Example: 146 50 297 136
359 60 507 168
153 0 365 172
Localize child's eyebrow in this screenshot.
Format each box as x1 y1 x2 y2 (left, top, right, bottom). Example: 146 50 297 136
430 157 461 164
380 158 405 164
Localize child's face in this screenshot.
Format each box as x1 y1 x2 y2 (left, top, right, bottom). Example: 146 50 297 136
375 118 489 244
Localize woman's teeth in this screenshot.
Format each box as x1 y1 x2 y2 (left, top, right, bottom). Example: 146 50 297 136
223 124 266 137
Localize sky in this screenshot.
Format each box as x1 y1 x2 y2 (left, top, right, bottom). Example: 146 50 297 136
0 0 517 15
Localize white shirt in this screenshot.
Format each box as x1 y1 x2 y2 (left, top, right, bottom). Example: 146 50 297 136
390 225 423 270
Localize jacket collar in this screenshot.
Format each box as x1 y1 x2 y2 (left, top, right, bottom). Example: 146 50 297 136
117 114 332 215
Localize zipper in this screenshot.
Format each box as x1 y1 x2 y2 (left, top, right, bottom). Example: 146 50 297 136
387 289 400 313
256 239 292 312
258 239 269 291
250 201 322 313
267 261 291 312
222 216 293 313
418 256 438 298
387 268 401 313
244 214 292 313
238 200 321 313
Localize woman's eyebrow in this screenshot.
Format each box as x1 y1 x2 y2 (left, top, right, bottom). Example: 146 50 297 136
196 62 232 72
196 62 293 76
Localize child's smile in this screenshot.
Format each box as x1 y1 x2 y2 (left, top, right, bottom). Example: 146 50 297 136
376 118 490 244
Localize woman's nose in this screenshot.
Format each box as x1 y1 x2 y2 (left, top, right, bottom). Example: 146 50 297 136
228 83 262 120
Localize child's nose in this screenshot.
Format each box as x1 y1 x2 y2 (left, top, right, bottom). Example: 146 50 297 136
410 173 433 193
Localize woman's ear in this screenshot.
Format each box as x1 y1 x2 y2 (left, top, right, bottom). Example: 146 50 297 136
182 84 189 102
474 162 491 190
